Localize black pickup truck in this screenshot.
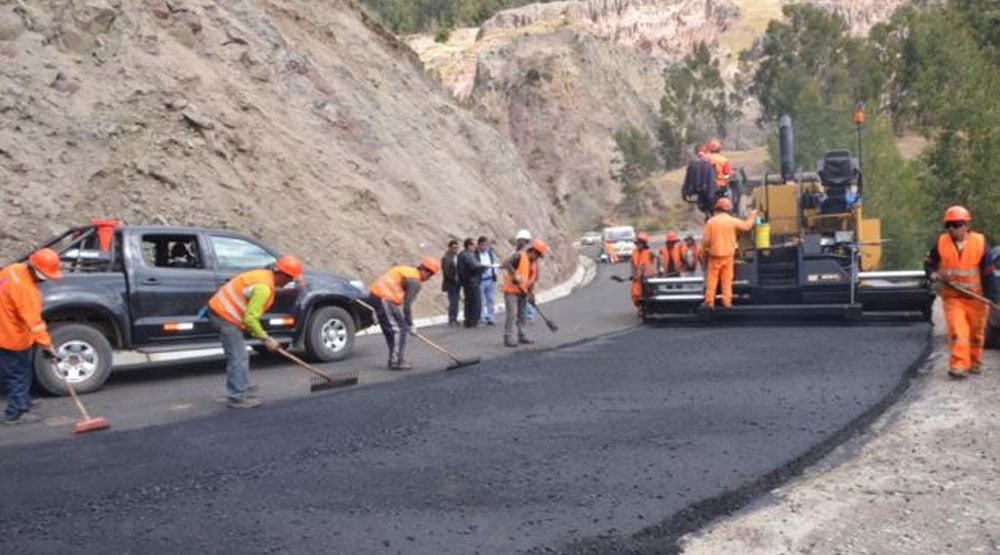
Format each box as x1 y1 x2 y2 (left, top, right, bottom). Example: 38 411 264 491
26 220 373 395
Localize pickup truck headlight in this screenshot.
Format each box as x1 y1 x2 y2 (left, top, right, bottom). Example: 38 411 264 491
349 279 366 293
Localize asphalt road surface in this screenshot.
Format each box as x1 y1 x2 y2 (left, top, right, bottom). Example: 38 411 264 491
0 262 930 554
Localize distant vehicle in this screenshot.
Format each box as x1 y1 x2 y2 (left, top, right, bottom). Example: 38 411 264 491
19 220 373 395
580 231 602 246
600 225 636 263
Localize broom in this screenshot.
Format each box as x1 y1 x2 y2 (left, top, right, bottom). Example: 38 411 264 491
54 360 111 434
273 347 359 392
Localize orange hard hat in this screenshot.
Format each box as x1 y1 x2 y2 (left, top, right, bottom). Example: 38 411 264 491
714 197 732 212
666 231 679 242
275 254 303 278
943 205 971 223
636 232 651 244
530 238 549 257
706 139 721 152
28 248 62 280
419 257 440 275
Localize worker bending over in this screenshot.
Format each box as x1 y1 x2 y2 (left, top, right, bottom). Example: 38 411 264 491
368 258 439 370
502 238 548 347
630 232 655 316
0 248 62 424
924 206 998 378
659 231 684 277
209 254 304 408
700 198 757 308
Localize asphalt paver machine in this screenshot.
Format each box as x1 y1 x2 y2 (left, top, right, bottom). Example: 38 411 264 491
643 114 934 321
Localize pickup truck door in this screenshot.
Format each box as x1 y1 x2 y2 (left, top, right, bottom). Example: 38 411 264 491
207 234 300 338
128 232 220 344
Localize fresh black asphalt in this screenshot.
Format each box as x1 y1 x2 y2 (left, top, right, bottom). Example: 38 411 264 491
0 298 929 554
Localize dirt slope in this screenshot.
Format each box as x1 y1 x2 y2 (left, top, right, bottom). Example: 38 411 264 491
0 0 574 313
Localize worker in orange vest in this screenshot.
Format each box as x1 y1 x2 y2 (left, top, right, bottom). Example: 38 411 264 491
604 241 620 263
925 206 998 378
0 248 62 424
368 258 440 370
703 139 732 196
208 254 304 408
502 238 548 347
631 233 655 316
658 231 684 277
700 197 757 308
682 235 700 275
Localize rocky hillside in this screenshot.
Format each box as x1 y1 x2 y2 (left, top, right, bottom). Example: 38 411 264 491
0 0 576 313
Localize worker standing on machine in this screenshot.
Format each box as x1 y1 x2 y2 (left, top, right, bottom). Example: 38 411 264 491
368 258 440 371
703 139 732 200
925 206 997 379
700 198 757 308
630 233 655 316
658 231 684 277
682 235 700 275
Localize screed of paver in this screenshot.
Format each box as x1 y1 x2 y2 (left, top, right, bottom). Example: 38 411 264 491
0 323 927 554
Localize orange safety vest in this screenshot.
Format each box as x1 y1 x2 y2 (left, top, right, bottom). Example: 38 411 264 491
209 269 276 328
704 152 730 188
503 252 537 294
937 232 986 299
0 263 52 351
369 266 421 305
659 243 684 274
631 247 655 278
605 241 620 263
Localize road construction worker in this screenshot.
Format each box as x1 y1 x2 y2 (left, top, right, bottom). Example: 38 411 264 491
700 197 757 308
658 231 684 277
630 233 655 316
703 139 732 197
368 258 439 370
502 238 548 347
924 206 998 378
208 254 304 408
0 248 62 424
514 229 537 322
682 235 700 274
682 144 718 219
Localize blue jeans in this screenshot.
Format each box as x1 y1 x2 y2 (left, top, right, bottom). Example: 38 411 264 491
370 293 409 363
479 279 497 323
446 283 461 324
0 347 33 419
211 314 250 401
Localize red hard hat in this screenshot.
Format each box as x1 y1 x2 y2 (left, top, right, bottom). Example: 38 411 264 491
275 254 303 278
943 205 971 223
714 197 732 212
419 257 440 275
706 139 721 152
530 238 549 257
28 248 62 280
666 231 679 242
636 232 651 244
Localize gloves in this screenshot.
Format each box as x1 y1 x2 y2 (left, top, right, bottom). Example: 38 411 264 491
263 336 280 352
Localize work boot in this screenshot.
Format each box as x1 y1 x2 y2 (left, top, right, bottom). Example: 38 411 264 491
947 368 970 379
246 384 261 398
387 358 397 369
227 397 262 409
504 337 518 348
3 412 41 425
392 360 413 371
969 365 983 375
518 336 534 345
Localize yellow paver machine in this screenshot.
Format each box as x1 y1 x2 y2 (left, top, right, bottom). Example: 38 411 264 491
643 114 935 321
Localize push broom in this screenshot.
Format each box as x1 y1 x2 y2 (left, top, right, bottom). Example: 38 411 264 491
273 347 359 392
354 299 480 370
53 361 111 434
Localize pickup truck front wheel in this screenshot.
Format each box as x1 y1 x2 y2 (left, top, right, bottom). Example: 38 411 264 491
304 305 355 362
33 323 113 396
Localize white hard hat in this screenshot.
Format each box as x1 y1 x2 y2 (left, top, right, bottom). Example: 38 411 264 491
515 229 532 241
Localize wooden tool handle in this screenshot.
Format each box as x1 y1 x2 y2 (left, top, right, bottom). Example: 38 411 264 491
411 331 461 363
55 361 92 420
275 348 332 381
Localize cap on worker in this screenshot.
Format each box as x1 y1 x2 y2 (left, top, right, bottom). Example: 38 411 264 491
275 254 303 278
706 139 721 152
666 231 679 242
943 205 971 224
515 229 532 241
419 257 440 275
28 248 62 280
714 197 732 212
530 238 549 257
636 232 650 244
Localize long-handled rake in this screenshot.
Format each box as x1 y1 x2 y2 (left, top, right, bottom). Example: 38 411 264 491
274 347 358 392
411 331 481 370
938 278 1000 309
54 361 111 434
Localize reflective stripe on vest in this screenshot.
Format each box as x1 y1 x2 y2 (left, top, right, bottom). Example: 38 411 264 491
503 252 534 294
208 269 275 328
938 232 985 298
369 266 420 305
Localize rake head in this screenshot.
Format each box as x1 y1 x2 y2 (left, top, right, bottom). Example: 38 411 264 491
446 357 481 371
309 370 360 392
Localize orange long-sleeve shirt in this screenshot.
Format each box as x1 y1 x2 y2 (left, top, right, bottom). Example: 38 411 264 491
0 263 52 351
701 212 756 258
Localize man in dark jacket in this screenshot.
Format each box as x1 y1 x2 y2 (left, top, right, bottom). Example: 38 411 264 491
457 237 483 328
440 239 461 326
681 144 717 220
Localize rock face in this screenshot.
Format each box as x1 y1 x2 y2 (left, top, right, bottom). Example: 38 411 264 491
0 0 575 314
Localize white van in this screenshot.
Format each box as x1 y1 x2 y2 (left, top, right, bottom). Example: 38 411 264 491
600 225 636 262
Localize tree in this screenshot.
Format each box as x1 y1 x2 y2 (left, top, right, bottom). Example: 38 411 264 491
610 126 660 215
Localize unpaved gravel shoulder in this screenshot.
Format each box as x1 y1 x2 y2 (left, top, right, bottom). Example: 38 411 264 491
680 303 1000 554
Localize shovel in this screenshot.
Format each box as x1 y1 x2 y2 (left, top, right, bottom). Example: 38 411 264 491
411 330 481 370
273 347 359 392
53 360 111 434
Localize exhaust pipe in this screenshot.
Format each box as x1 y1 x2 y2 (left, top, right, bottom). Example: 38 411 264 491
779 115 794 182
